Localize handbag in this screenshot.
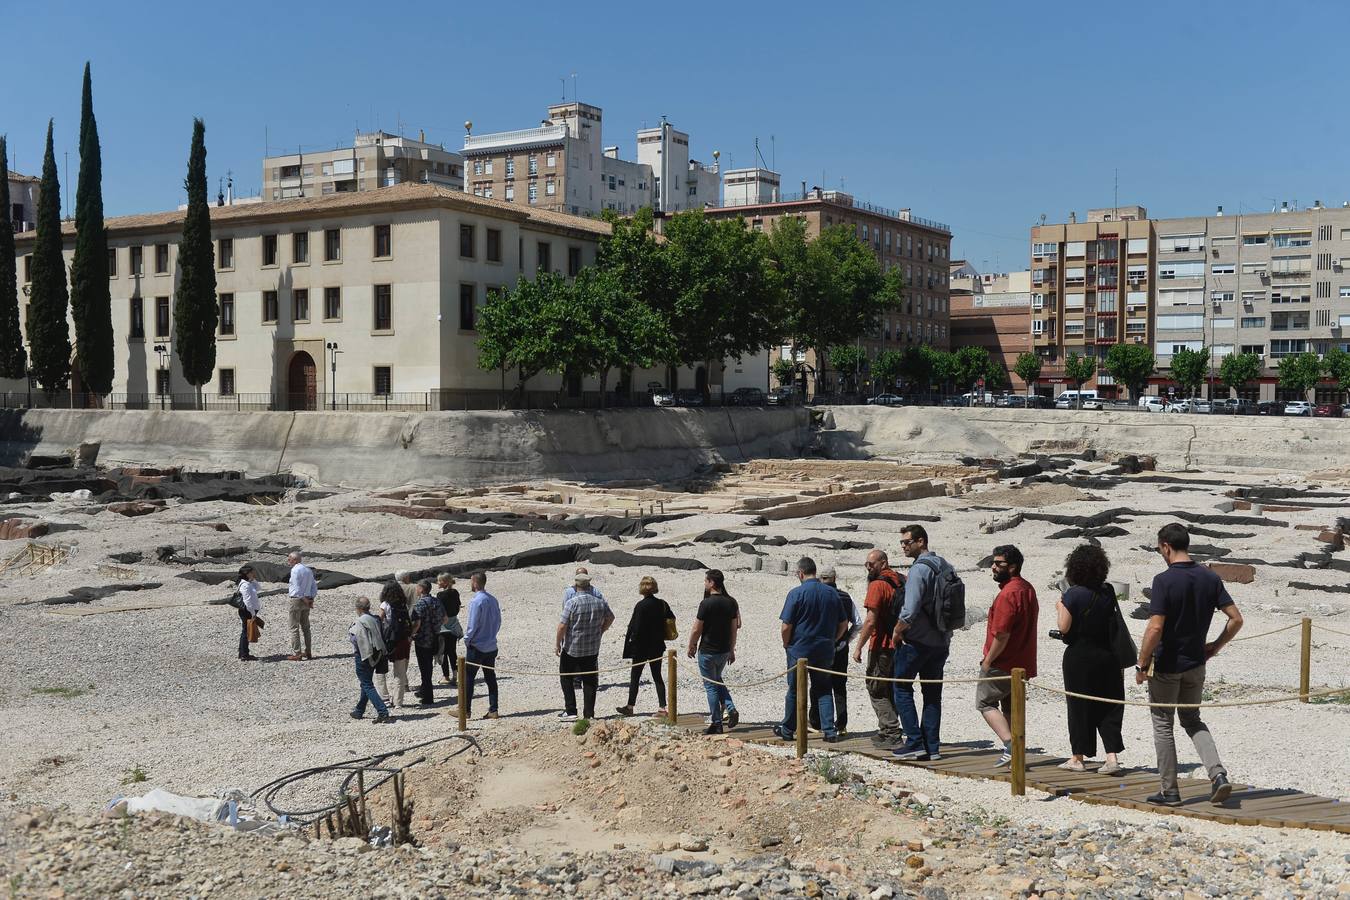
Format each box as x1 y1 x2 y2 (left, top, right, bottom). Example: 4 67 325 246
446 616 465 640
246 617 263 643
664 616 679 641
1108 594 1138 669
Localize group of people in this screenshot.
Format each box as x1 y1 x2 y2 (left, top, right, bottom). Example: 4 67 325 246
235 521 1245 807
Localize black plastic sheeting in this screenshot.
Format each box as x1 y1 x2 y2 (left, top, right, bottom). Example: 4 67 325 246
176 561 366 589
1290 581 1350 594
586 549 707 571
437 512 689 540
838 512 943 523
1046 525 1130 540
34 582 163 606
0 465 295 504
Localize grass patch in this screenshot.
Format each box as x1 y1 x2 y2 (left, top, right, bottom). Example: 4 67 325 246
31 685 89 699
805 753 853 785
1309 689 1350 706
120 765 148 785
571 718 590 736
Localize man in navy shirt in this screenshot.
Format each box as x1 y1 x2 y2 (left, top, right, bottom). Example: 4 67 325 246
775 557 846 743
1137 523 1244 806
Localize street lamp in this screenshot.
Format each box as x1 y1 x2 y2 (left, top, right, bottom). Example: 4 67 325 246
153 343 169 410
325 341 341 410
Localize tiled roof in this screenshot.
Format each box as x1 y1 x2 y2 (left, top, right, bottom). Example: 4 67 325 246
7 172 40 184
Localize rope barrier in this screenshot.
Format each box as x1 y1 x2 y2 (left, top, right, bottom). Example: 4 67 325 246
463 653 668 678
1231 621 1304 643
1026 680 1350 709
695 668 793 689
804 664 1011 685
1313 622 1350 639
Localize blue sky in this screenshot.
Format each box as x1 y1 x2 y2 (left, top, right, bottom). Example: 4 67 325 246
6 1 1349 273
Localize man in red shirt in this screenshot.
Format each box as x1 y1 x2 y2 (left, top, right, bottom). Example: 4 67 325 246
977 544 1038 767
852 549 906 748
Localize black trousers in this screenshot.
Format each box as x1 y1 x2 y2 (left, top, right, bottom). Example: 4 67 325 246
560 652 599 718
415 642 437 705
439 633 459 682
1063 644 1126 757
626 658 666 708
237 606 253 658
810 647 850 731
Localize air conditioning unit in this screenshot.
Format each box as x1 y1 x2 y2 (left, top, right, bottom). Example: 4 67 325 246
1132 336 1143 343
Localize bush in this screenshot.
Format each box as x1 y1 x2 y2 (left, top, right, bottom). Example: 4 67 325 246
572 718 590 736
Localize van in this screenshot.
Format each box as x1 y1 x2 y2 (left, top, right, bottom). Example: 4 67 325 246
1054 390 1098 409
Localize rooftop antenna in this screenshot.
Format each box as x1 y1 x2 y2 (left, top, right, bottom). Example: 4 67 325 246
571 72 578 102
754 137 769 170
560 76 566 101
770 134 776 172
1114 167 1118 219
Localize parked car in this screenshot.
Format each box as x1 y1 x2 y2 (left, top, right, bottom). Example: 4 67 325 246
1081 398 1105 410
1312 402 1340 418
1256 400 1286 416
766 387 796 406
651 387 676 407
867 393 905 406
726 387 765 407
1230 399 1256 415
1284 400 1313 416
1167 399 1193 414
674 389 705 407
1025 395 1054 409
1191 399 1213 414
1055 389 1099 409
1141 397 1167 413
1000 395 1028 408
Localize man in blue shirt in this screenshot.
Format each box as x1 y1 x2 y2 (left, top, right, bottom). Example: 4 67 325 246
774 557 845 743
463 571 503 719
890 525 955 762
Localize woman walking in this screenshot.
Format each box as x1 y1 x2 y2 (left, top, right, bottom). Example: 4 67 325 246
377 581 413 708
1056 544 1126 773
436 573 462 689
615 576 674 717
237 565 261 661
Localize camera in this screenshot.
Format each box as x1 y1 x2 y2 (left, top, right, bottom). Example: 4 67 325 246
1048 629 1068 643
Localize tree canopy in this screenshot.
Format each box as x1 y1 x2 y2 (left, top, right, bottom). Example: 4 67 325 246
1218 352 1261 396
1169 347 1209 397
0 135 26 380
25 122 71 394
1062 352 1096 395
1277 351 1323 400
173 118 217 399
1103 343 1155 400
1012 352 1041 392
70 62 114 397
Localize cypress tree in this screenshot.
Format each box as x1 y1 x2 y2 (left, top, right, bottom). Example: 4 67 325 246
173 118 216 404
26 121 72 394
69 62 113 398
0 135 27 380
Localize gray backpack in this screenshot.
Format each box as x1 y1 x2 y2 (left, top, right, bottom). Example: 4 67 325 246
915 557 966 632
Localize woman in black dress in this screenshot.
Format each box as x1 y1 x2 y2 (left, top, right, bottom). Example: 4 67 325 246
1056 544 1125 773
615 576 674 717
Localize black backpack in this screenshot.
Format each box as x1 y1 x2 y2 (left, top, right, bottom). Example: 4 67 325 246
382 601 411 645
915 557 966 632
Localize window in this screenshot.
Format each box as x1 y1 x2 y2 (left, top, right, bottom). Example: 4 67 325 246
486 228 502 262
155 244 169 274
1064 321 1085 336
293 288 309 322
324 287 341 320
1242 262 1268 275
546 151 556 167
263 290 279 323
107 248 118 277
1126 321 1148 334
1031 319 1045 336
1241 344 1265 356
459 283 476 330
1314 308 1332 327
1243 234 1268 245
1212 317 1235 329
528 182 538 204
567 246 581 277
1158 234 1203 253
528 155 538 176
219 294 234 335
505 185 514 202
1127 290 1148 307
1064 293 1085 309
546 178 556 196
1270 339 1309 357
1159 288 1203 305
1271 311 1310 331
155 296 170 336
1271 288 1310 304
537 242 551 273
473 159 483 175
1211 264 1235 275
1156 313 1204 330
373 224 392 258
262 234 278 266
1270 256 1311 275
1031 242 1059 259
1272 232 1311 248
156 369 171 396
130 246 143 275
324 229 341 261
505 158 515 178
1064 266 1086 286
219 369 235 396
217 238 234 269
484 159 494 175
1210 235 1236 248
374 284 392 330
1156 261 1204 279
1096 294 1117 312
130 297 145 339
293 231 309 264
1126 238 1148 255
1340 286 1350 298
460 224 475 258
1242 290 1265 304
1211 291 1234 304
374 366 392 396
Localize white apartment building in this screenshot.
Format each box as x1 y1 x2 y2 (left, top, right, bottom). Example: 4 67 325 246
262 131 464 201
7 171 39 233
636 119 719 213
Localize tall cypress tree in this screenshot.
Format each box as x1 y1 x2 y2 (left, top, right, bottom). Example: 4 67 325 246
173 118 216 405
26 121 72 394
69 62 113 398
0 135 27 380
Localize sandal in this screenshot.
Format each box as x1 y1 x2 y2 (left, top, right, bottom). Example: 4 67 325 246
1057 760 1086 771
1100 761 1124 775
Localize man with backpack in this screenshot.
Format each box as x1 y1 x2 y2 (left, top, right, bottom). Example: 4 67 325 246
890 525 964 762
853 549 905 748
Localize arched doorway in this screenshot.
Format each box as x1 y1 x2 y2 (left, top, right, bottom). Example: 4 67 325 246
287 351 317 411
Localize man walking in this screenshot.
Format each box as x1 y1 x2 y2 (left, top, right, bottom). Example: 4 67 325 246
562 566 604 606
463 571 502 719
287 552 317 661
891 525 956 762
556 572 614 722
688 569 740 734
853 550 905 748
410 579 445 707
1138 523 1243 805
775 557 844 744
977 545 1038 767
811 566 859 735
348 597 392 724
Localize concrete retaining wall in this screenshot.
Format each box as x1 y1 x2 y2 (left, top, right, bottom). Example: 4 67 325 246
819 406 1350 474
0 407 812 489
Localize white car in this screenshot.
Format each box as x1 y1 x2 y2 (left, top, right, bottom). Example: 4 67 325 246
1081 398 1105 410
1141 397 1167 413
1284 400 1313 416
1167 399 1193 414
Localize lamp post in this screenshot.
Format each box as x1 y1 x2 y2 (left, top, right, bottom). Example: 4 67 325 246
153 343 168 410
325 341 341 410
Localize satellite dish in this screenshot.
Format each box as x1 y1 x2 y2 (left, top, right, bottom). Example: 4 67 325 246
1039 214 1047 225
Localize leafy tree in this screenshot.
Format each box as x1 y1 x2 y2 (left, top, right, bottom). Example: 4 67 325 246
571 267 672 403
771 357 796 388
1218 351 1262 398
1322 346 1350 391
1277 351 1323 401
952 345 991 392
872 349 903 393
69 62 113 398
984 366 1009 391
1012 351 1041 393
173 118 217 405
1062 352 1096 404
897 345 934 393
0 135 26 380
930 349 959 395
1103 343 1155 401
25 121 71 394
827 344 866 394
1170 346 1209 398
477 276 556 405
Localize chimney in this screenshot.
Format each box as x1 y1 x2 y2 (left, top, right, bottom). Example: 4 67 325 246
1281 201 1289 213
418 128 425 143
1068 211 1077 224
801 180 806 197
1216 205 1223 217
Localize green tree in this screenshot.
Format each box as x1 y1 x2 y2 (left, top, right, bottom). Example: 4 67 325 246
69 62 113 399
173 118 217 405
1012 351 1041 394
872 349 903 394
25 122 71 395
1321 346 1350 391
930 349 959 395
771 357 796 389
1218 351 1262 398
1062 352 1096 405
477 276 556 406
952 345 991 393
1170 346 1209 397
827 344 866 394
572 267 673 403
1277 351 1324 401
897 345 935 393
1103 343 1155 401
0 135 27 380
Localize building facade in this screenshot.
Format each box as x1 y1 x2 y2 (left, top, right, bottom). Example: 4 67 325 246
635 119 719 213
950 268 1033 390
7 171 39 233
262 131 464 201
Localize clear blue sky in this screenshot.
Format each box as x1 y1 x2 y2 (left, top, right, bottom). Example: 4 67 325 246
6 1 1349 273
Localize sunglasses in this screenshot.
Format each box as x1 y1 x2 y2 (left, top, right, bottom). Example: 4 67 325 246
899 539 915 546
991 560 1010 568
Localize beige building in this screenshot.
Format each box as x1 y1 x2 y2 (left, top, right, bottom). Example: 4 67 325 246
262 131 464 201
949 266 1034 391
7 171 40 233
6 182 761 408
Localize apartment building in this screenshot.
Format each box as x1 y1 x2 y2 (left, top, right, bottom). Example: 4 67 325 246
950 267 1034 390
635 119 719 213
7 171 39 233
1033 203 1350 401
262 131 464 201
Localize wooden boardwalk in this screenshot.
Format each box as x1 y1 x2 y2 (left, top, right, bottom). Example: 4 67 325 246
676 717 1350 834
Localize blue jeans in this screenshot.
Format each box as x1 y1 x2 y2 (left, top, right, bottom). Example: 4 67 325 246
892 641 949 755
465 646 498 714
781 644 837 739
353 651 389 718
697 652 736 725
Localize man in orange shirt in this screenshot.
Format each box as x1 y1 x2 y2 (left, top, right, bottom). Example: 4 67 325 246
977 544 1038 767
852 549 905 749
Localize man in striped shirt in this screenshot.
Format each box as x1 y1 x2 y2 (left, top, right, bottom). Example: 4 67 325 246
556 572 614 722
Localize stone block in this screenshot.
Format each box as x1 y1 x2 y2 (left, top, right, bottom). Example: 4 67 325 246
1207 562 1256 584
0 517 49 540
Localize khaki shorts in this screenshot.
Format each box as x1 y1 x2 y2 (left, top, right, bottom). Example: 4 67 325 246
975 667 1012 712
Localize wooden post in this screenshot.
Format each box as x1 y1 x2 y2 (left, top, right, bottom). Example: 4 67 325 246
356 769 367 828
1010 667 1026 797
457 655 468 731
666 649 678 725
795 658 808 759
1299 617 1312 703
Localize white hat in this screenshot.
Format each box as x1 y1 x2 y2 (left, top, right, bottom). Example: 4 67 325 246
819 566 837 582
574 571 592 584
